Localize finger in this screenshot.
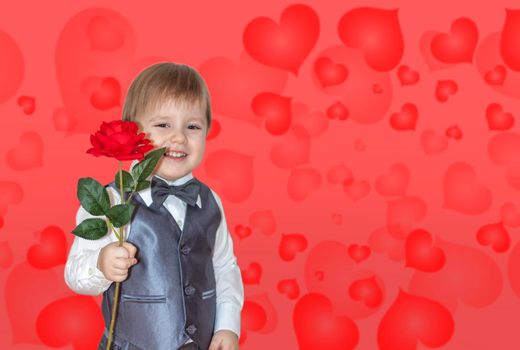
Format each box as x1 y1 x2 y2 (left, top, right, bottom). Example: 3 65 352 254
122 242 137 258
208 339 221 350
112 246 131 259
111 268 129 276
113 258 133 269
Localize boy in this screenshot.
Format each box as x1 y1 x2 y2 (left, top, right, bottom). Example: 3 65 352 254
65 63 244 350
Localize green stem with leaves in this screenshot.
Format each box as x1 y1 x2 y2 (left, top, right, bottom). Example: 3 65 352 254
106 161 127 350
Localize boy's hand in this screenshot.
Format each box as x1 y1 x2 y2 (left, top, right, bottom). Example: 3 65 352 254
97 242 138 282
209 330 239 350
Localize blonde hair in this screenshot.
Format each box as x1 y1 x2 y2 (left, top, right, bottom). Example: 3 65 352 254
122 62 212 130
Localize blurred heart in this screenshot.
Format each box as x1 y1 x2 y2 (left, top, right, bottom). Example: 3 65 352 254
476 222 510 253
397 65 420 85
486 103 514 131
435 80 458 102
484 65 506 85
252 92 292 135
389 103 418 131
36 296 104 350
348 244 371 264
279 233 307 261
17 96 35 115
89 77 121 110
277 279 300 299
293 293 359 349
314 56 348 87
27 225 68 269
405 228 445 272
241 262 262 284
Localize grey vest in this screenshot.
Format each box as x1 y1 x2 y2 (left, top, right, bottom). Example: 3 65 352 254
101 179 221 350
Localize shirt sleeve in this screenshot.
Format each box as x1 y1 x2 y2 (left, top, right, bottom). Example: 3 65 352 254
210 190 244 338
64 186 124 295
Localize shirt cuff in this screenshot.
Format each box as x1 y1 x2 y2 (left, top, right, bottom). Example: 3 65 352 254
214 302 242 338
83 248 113 289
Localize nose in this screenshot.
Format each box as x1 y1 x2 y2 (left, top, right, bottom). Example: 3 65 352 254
168 128 187 144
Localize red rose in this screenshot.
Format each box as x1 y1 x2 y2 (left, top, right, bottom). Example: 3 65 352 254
87 120 154 161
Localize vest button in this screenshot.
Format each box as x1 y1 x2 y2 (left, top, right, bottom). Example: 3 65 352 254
186 324 197 335
181 246 191 255
185 285 196 296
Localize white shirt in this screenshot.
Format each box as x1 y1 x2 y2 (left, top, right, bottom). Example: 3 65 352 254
64 171 244 339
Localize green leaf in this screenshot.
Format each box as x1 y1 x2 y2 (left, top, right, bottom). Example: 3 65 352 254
131 147 166 182
135 180 151 192
72 218 108 240
115 170 135 192
77 178 110 216
106 203 135 228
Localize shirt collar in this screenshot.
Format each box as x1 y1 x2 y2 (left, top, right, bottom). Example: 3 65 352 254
129 160 202 208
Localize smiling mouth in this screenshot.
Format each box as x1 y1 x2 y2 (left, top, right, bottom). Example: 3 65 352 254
164 151 187 159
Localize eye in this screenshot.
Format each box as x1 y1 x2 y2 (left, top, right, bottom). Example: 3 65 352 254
188 124 202 130
155 123 169 128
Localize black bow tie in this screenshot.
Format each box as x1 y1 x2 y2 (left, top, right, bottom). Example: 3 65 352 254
150 176 200 210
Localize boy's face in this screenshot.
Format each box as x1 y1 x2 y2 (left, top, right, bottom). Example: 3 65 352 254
135 99 207 182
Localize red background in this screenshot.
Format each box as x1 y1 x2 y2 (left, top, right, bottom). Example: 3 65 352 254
1 0 520 349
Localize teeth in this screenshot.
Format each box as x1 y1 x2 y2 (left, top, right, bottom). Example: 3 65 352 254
166 151 187 158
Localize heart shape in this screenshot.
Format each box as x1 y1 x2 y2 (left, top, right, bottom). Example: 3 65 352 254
241 262 263 284
378 290 454 349
500 9 520 71
279 233 307 261
252 92 292 135
409 237 502 311
348 244 371 264
326 101 349 120
445 125 463 140
277 279 300 299
293 293 359 350
314 56 348 87
235 224 252 239
389 103 418 131
27 225 68 269
405 228 445 272
486 103 514 131
435 80 458 102
476 222 510 253
17 96 35 115
36 296 104 349
243 4 319 74
484 65 507 85
431 18 478 63
338 7 404 71
348 276 383 308
89 76 121 110
397 65 420 85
